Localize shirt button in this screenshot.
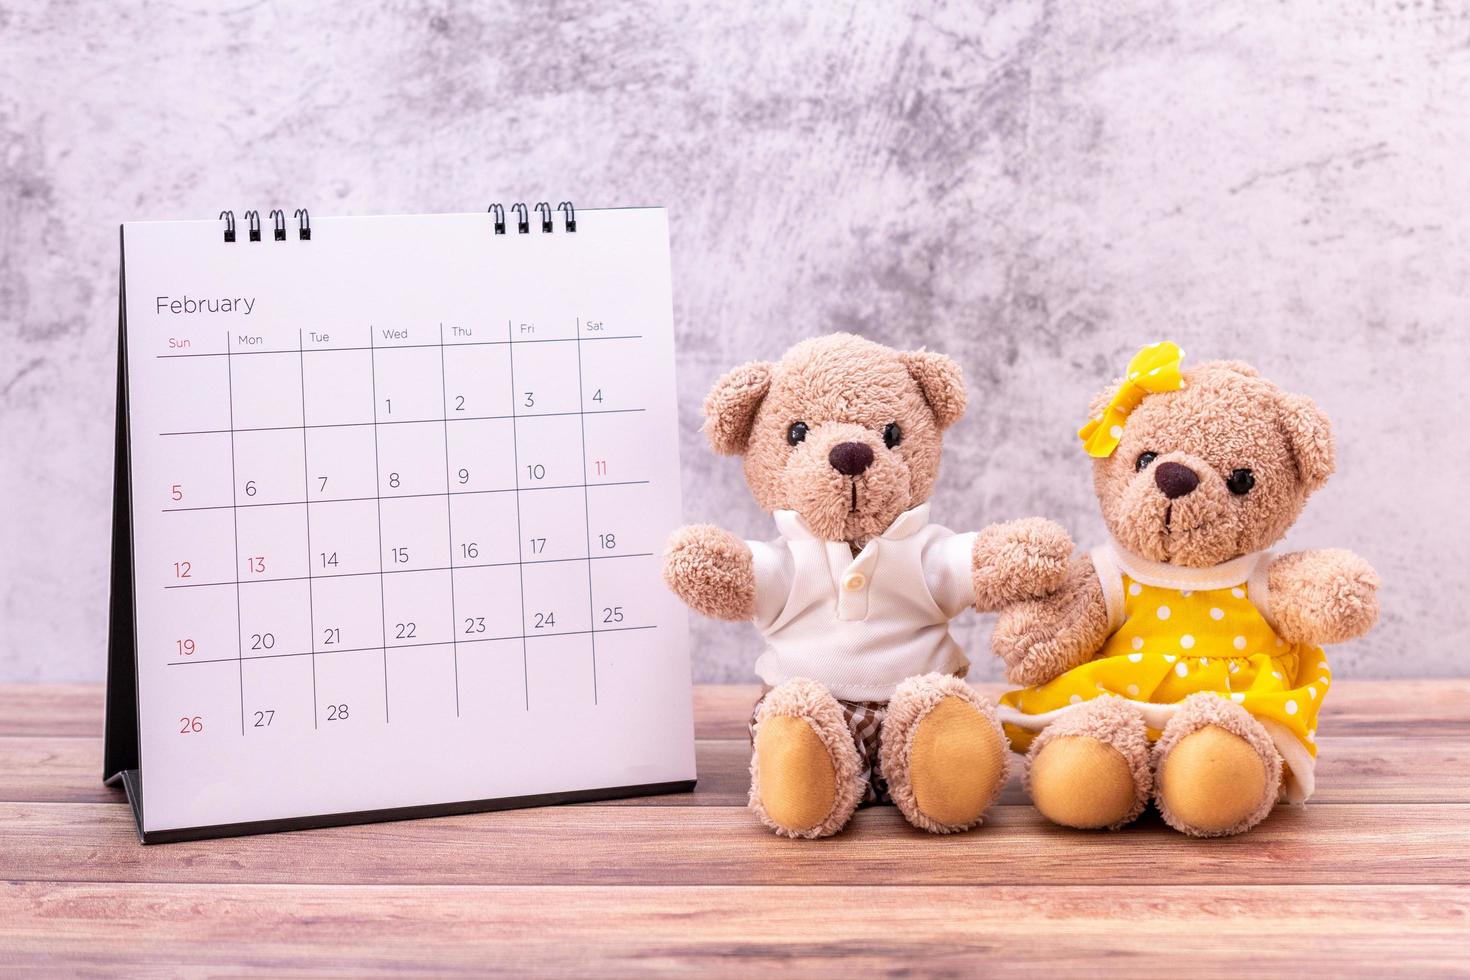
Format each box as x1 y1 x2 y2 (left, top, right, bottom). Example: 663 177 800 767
844 573 866 591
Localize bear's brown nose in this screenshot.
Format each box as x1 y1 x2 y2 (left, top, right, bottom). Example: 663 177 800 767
1154 461 1199 499
829 442 874 476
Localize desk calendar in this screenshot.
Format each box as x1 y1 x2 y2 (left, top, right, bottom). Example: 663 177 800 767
103 205 696 842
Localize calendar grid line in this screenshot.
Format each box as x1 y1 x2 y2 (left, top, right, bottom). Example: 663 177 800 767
574 318 599 706
158 407 646 438
297 329 320 729
224 332 246 735
165 624 660 667
159 480 652 514
505 319 530 711
366 328 392 723
160 552 657 590
153 334 644 359
438 323 461 717
160 318 660 737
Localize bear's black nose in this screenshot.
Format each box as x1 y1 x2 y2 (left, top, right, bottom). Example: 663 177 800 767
829 442 874 476
1154 461 1200 499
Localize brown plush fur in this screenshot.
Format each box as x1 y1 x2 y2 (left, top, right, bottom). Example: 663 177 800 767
665 333 1073 838
703 361 772 456
997 360 1380 683
668 333 1071 607
880 673 1009 834
994 356 1380 837
971 519 1074 612
749 678 865 839
1268 548 1381 644
1154 693 1282 838
898 350 968 430
1091 361 1334 568
661 524 756 621
993 554 1112 685
714 333 961 546
1025 696 1152 830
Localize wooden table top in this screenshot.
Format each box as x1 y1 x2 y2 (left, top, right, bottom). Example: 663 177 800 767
2 680 1467 975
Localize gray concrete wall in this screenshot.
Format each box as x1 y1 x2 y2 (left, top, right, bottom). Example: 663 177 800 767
2 0 1466 682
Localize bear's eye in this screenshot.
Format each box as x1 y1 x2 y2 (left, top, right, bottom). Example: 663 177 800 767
882 422 902 449
786 421 809 446
1227 468 1256 495
1135 452 1158 472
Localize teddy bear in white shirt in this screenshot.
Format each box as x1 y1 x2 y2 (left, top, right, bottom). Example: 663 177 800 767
663 333 1072 838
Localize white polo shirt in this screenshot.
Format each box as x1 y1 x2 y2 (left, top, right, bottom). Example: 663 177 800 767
747 503 978 702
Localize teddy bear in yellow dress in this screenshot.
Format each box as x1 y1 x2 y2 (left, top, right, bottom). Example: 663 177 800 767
993 343 1380 837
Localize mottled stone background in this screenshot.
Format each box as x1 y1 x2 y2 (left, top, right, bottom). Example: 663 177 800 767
1 0 1466 682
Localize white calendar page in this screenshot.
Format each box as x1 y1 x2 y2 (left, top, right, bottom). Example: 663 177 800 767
119 209 695 835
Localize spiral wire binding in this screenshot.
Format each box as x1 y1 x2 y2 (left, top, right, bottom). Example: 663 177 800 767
510 202 530 234
485 201 575 235
219 201 576 243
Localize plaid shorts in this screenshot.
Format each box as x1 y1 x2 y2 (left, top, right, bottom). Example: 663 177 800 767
748 693 892 806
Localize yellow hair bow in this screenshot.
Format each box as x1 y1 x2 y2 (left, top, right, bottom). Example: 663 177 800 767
1078 341 1186 458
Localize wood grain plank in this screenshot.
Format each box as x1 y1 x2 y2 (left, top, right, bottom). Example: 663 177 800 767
1 883 1465 977
0 736 750 806
0 738 123 804
7 681 1462 740
1310 679 1470 734
0 685 105 738
697 680 1470 737
5 801 1469 886
3 734 1463 806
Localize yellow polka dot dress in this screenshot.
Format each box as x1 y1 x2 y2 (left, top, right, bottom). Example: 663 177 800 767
999 544 1330 802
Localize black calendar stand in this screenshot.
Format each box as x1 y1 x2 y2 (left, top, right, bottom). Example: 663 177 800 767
102 216 696 844
103 228 146 827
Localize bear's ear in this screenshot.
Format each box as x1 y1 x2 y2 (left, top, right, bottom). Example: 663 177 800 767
1277 391 1336 491
702 361 773 455
1086 380 1122 423
900 350 967 430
